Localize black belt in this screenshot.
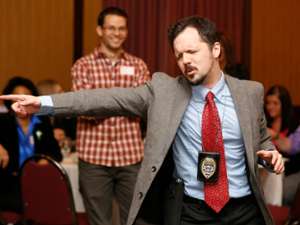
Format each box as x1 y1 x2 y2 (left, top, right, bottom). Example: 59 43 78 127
183 194 254 205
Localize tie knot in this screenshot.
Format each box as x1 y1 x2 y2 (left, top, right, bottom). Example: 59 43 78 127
206 91 215 102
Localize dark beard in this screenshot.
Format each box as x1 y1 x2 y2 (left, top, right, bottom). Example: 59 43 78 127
188 74 207 86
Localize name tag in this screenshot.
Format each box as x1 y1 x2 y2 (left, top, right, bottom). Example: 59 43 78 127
120 66 135 76
30 135 35 145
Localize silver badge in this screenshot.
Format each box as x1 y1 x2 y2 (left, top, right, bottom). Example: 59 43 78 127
201 157 217 179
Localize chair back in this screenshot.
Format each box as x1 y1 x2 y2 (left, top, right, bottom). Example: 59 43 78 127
0 211 22 224
21 154 78 225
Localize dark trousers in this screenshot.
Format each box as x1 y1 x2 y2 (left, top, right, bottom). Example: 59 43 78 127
79 160 141 225
180 194 265 225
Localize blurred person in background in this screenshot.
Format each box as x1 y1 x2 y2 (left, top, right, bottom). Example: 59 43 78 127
36 79 64 95
70 6 150 225
275 123 300 206
264 85 299 150
0 76 62 213
218 31 248 80
264 84 300 206
37 79 77 153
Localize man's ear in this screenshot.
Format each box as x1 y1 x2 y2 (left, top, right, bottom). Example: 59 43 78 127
212 42 221 58
96 26 103 37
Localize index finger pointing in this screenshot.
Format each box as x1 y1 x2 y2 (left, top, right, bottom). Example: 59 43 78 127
0 95 25 101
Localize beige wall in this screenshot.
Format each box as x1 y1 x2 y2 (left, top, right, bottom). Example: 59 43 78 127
82 0 102 55
0 0 74 92
251 0 300 105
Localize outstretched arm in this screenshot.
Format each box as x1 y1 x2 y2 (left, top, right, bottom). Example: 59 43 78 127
1 77 153 119
0 94 41 117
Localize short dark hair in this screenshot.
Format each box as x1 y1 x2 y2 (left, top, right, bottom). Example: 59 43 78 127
168 16 219 51
97 6 128 26
2 76 39 110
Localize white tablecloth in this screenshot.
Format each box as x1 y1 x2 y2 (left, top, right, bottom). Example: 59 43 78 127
61 161 85 212
259 167 283 206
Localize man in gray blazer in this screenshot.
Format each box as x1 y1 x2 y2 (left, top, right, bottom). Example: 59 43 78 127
1 16 284 225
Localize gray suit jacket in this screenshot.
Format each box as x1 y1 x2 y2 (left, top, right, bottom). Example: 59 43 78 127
51 72 274 225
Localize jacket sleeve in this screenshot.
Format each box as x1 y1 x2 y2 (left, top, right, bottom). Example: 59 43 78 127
50 80 153 121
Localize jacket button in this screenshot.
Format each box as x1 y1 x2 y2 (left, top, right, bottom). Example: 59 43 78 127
151 166 157 172
138 192 143 199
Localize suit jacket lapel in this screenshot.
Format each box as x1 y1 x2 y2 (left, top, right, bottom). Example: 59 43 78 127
162 76 191 153
225 75 255 172
127 76 192 225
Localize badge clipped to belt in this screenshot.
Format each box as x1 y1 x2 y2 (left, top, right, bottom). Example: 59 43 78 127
197 152 220 183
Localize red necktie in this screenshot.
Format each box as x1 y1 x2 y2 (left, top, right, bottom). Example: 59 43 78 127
201 91 229 213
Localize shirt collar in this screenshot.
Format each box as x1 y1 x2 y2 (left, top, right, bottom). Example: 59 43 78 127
94 46 128 61
191 72 226 102
16 115 41 138
31 115 41 125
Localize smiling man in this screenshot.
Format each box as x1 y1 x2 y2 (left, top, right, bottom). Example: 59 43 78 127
70 7 150 225
0 16 284 225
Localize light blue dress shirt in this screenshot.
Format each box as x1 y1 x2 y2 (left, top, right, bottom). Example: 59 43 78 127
173 74 251 200
38 96 54 115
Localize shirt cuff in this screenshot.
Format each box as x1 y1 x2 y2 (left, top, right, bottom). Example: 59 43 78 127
37 96 54 115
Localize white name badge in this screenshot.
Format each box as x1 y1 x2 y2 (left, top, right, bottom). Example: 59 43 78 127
120 66 135 76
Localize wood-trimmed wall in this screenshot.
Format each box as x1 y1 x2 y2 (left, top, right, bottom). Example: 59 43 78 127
0 0 74 92
251 0 300 105
82 0 102 55
1 0 299 106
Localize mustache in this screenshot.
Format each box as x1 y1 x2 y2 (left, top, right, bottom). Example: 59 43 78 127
184 64 196 74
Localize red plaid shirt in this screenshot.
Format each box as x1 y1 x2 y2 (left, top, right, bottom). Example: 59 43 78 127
72 47 150 166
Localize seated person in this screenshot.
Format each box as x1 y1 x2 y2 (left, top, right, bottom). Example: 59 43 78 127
275 125 300 156
218 31 249 80
264 85 299 147
275 125 300 206
37 79 76 151
0 76 62 213
36 79 64 95
264 85 300 206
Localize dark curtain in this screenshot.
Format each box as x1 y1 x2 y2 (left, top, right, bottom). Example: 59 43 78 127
103 0 250 77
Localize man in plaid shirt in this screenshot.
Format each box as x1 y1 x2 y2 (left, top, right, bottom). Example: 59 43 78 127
71 7 150 225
